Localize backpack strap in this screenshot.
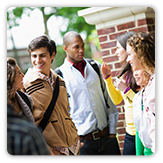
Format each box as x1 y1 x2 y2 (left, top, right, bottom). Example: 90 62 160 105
55 67 63 78
55 59 110 109
38 76 59 132
17 90 32 110
86 59 110 109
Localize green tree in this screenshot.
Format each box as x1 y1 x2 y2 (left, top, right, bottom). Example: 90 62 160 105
7 7 26 66
7 7 99 68
55 7 94 37
7 7 95 38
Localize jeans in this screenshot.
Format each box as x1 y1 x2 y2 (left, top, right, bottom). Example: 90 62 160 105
80 136 121 155
123 132 136 155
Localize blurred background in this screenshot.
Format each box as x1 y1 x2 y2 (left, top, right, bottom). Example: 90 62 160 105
7 7 102 73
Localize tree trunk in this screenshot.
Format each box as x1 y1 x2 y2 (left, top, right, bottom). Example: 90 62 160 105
40 7 49 37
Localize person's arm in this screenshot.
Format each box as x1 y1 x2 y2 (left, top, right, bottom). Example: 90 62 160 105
23 79 48 126
105 76 123 105
97 61 119 134
124 86 136 102
144 146 153 155
101 62 123 105
107 94 119 135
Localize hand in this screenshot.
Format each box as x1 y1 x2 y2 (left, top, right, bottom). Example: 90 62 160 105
80 141 84 148
109 134 116 138
52 149 61 155
101 62 111 78
114 77 128 92
47 144 55 155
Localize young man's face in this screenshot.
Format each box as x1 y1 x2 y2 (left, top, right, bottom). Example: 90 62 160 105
30 47 55 77
63 36 85 64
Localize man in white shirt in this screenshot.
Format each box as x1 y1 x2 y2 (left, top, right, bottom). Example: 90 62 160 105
55 31 120 155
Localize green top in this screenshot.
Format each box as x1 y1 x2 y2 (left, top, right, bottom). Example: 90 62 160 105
136 129 153 155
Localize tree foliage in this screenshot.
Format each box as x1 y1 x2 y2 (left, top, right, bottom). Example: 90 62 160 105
7 7 95 38
7 7 99 69
54 7 95 37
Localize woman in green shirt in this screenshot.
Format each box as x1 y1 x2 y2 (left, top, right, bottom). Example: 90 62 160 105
133 69 153 155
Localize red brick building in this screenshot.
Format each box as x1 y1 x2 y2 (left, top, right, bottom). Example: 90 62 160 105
78 7 155 154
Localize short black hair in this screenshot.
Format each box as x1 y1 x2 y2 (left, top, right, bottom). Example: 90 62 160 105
63 31 82 47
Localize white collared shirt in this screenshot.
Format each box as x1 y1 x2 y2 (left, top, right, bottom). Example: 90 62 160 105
59 58 119 136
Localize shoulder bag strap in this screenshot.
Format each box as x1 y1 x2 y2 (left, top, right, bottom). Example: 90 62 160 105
55 67 63 78
86 59 110 109
17 90 32 110
38 76 59 132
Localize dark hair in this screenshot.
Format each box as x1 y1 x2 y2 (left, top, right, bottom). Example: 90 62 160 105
27 35 57 58
117 32 139 93
117 32 136 50
127 32 155 73
7 57 17 104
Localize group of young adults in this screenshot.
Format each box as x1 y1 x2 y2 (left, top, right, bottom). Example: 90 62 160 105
7 30 155 155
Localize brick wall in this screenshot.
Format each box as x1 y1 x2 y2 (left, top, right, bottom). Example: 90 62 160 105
97 17 155 154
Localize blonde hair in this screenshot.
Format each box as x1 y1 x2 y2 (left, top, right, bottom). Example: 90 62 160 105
127 32 155 73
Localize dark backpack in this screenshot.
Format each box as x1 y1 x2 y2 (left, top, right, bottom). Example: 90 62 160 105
55 59 110 108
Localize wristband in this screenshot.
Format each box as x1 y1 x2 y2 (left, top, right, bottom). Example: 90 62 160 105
124 86 130 94
103 74 111 80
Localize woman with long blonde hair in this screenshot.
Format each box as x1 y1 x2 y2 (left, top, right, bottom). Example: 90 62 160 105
127 32 155 153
